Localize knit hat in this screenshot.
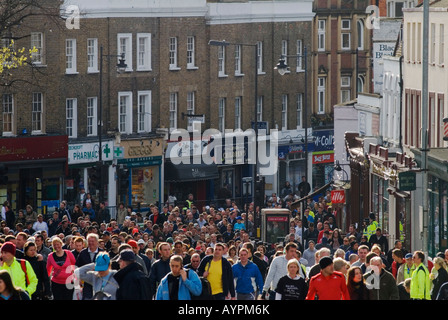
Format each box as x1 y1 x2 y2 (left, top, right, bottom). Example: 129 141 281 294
319 256 333 270
127 240 138 249
1 242 16 256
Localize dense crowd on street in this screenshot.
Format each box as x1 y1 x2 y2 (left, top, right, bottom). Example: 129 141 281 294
1 184 448 301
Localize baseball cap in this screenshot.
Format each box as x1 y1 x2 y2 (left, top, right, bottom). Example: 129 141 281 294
118 249 135 262
127 240 138 249
95 252 110 272
137 239 146 245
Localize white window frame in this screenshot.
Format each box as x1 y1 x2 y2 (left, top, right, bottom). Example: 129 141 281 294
218 45 227 77
296 40 303 72
137 33 152 71
31 32 44 65
281 94 288 130
138 91 151 133
65 39 77 74
2 94 14 136
281 40 289 73
357 20 364 50
32 92 43 133
169 92 178 131
187 36 197 69
318 77 326 114
235 45 243 76
169 37 180 71
440 24 445 66
87 38 98 73
66 98 77 138
235 96 241 129
257 41 265 74
118 91 133 134
117 33 133 72
218 98 226 132
297 93 303 129
318 20 326 52
341 76 351 103
187 91 195 115
87 97 97 136
431 23 436 65
341 20 351 51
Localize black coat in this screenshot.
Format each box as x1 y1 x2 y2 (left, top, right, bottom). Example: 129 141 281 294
432 267 448 300
114 262 151 300
25 255 51 299
148 257 171 297
197 255 235 298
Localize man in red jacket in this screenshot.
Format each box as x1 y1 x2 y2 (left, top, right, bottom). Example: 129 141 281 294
306 256 350 300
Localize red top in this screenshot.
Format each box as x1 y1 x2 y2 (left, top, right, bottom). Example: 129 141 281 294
306 271 350 300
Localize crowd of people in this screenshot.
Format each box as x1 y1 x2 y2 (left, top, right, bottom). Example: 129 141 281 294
0 187 447 301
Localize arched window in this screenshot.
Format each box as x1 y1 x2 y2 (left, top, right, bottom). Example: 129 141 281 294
357 20 364 50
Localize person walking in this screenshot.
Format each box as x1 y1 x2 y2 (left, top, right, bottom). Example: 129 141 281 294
155 255 202 300
232 248 264 300
305 256 350 300
0 269 30 300
346 266 369 300
364 256 399 300
274 258 307 300
197 242 235 300
23 241 51 300
0 241 38 298
75 252 119 300
114 249 151 300
409 251 431 300
46 237 76 300
431 257 448 300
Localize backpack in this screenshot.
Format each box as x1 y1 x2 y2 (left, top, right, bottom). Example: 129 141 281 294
190 262 213 300
17 259 30 287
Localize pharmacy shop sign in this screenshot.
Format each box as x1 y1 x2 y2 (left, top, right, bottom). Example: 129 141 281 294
68 140 114 165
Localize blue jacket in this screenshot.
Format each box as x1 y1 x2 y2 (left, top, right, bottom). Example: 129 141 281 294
232 260 264 294
155 268 202 300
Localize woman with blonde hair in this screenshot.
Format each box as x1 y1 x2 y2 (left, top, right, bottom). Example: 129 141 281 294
46 237 76 300
274 258 307 300
431 256 448 300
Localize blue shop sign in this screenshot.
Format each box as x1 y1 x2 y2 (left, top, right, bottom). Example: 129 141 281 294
313 129 334 152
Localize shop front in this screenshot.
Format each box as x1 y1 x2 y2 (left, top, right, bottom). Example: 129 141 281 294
116 136 164 214
312 129 335 190
0 135 68 215
67 138 115 208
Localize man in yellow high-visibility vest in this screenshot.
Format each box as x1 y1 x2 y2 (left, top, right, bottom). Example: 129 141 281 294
363 213 379 241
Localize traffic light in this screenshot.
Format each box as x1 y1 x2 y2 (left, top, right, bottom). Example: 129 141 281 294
89 164 102 191
0 164 8 185
254 176 265 208
119 169 129 194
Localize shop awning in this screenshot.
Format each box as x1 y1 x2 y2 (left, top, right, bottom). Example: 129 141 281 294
164 160 219 182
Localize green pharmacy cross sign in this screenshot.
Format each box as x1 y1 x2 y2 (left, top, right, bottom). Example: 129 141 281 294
398 171 416 191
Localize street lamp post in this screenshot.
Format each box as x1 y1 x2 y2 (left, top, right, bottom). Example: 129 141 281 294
275 47 308 250
208 40 259 234
98 46 127 202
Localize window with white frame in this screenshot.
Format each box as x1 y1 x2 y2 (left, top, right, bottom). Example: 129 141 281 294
138 91 151 133
117 33 132 72
440 24 445 65
235 45 242 76
87 38 98 73
341 19 351 50
281 94 288 130
137 33 151 71
257 96 263 121
187 36 197 69
87 97 97 136
341 76 351 103
66 98 77 138
296 40 303 72
2 94 13 134
281 40 288 67
118 92 132 134
235 97 241 129
187 91 195 116
169 37 179 70
318 20 326 51
257 41 264 74
169 92 178 130
66 39 77 74
417 22 421 62
297 93 303 128
31 32 43 64
32 92 43 133
218 98 226 132
317 77 326 114
218 45 226 77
